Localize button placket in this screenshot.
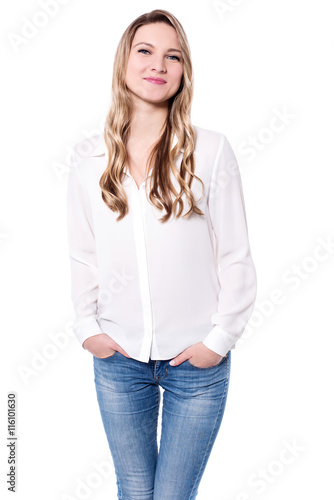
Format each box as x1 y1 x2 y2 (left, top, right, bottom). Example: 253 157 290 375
130 180 154 362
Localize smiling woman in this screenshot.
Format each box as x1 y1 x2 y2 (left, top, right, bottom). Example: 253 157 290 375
98 9 200 221
126 23 184 105
67 8 257 500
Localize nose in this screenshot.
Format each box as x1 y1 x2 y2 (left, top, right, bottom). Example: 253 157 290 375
150 55 167 73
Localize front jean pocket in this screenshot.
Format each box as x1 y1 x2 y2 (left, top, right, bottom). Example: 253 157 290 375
94 350 119 360
185 353 228 370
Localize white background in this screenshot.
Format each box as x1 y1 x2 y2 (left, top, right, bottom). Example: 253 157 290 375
1 0 333 499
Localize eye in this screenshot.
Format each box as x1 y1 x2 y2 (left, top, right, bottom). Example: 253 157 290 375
138 49 151 55
167 55 181 61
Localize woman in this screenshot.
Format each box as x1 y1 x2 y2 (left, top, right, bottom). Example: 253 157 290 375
67 9 257 500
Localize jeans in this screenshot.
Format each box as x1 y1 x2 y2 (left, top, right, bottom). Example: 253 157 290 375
93 349 231 500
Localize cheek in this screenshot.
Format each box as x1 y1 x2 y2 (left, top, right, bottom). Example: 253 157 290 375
173 68 184 87
129 56 145 75
126 57 140 83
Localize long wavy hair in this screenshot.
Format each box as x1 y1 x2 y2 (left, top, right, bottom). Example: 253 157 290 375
99 9 204 223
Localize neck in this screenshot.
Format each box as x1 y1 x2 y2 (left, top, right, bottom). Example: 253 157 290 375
129 99 169 143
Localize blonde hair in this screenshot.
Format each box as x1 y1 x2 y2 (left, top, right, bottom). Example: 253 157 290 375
99 9 204 222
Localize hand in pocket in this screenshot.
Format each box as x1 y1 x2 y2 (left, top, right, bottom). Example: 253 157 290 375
170 341 224 368
82 333 130 359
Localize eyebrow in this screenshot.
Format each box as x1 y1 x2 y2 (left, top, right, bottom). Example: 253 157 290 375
133 42 182 53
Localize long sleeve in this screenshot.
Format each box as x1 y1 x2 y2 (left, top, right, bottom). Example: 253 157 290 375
202 134 257 357
66 155 103 348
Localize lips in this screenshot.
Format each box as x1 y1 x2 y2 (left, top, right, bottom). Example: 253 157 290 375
144 77 166 85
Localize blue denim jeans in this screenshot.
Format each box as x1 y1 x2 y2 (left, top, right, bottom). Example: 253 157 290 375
93 349 231 500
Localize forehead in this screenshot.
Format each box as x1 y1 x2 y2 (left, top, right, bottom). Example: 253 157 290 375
132 22 180 47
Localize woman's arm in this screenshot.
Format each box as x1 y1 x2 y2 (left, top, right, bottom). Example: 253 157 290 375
201 134 257 357
66 154 104 348
169 133 257 368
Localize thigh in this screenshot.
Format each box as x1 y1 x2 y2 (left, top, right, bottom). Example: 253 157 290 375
93 351 160 499
154 351 231 500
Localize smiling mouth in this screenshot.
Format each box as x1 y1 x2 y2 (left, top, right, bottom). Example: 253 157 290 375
144 77 166 85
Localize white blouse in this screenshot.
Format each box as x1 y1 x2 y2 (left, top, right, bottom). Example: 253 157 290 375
66 125 257 362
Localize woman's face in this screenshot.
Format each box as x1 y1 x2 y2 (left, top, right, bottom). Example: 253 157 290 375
125 22 184 107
